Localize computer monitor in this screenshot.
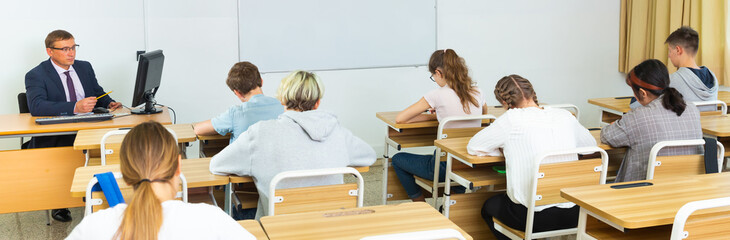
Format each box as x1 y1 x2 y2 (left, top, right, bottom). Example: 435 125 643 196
131 50 164 115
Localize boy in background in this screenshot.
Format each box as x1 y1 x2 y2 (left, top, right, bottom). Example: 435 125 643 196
631 26 718 110
194 62 284 143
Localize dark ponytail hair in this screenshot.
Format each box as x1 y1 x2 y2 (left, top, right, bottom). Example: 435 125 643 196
627 59 686 116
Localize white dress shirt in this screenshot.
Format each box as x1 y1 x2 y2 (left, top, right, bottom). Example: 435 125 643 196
50 60 85 102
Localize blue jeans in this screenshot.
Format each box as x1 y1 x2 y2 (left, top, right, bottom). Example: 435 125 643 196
392 151 465 199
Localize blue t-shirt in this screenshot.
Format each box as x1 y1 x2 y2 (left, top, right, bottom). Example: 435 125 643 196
688 66 714 89
211 94 284 143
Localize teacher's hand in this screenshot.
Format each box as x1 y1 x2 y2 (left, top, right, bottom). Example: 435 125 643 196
108 102 122 111
74 97 97 113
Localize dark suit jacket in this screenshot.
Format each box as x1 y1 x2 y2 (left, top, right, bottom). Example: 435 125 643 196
24 59 115 148
25 59 114 116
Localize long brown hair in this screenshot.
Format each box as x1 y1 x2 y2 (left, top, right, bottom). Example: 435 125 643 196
114 121 180 240
494 74 538 109
428 49 479 113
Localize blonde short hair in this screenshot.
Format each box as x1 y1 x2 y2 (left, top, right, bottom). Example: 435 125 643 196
277 70 324 111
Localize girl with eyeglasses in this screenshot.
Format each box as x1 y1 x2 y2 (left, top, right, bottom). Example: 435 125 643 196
392 49 487 202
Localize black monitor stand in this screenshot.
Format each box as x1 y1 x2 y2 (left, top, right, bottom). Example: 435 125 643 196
131 92 163 115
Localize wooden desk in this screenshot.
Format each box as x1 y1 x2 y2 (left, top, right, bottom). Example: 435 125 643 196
561 173 730 239
74 123 195 150
259 202 472 240
74 124 196 165
238 220 268 239
197 133 231 158
376 111 496 204
0 107 172 214
0 107 172 138
700 114 730 137
589 91 730 127
70 158 229 197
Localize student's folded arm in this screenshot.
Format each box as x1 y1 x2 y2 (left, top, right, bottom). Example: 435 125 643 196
600 118 631 147
209 127 255 176
467 117 508 156
344 128 377 166
193 120 218 136
395 97 432 124
208 108 234 136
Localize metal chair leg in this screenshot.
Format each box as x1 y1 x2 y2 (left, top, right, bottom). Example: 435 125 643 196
46 210 51 225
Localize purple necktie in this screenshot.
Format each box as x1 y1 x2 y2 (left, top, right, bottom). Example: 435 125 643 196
63 71 77 102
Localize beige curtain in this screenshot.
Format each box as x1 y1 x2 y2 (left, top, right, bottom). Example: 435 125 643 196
619 0 729 85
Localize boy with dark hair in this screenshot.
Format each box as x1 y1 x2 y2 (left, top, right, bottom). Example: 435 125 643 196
665 26 717 111
194 62 284 143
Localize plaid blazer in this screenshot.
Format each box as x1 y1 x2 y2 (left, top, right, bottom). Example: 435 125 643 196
601 96 702 182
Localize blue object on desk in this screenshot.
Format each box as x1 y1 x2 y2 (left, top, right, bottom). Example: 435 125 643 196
91 172 125 207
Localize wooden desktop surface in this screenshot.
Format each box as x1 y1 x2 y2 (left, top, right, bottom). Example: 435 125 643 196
70 158 229 197
700 115 730 137
197 133 231 141
587 97 632 113
238 220 269 239
259 202 472 240
434 130 613 165
589 91 730 114
376 110 499 130
73 123 196 150
561 173 730 229
0 107 172 137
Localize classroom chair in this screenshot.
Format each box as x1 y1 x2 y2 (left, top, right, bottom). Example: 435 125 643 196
267 167 364 216
97 128 179 166
693 100 727 115
543 104 581 121
17 92 30 148
670 196 730 240
415 114 496 208
493 146 608 240
583 196 730 239
647 139 724 180
84 172 188 216
360 228 467 240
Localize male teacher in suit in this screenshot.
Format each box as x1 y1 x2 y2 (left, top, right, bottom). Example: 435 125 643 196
24 29 122 222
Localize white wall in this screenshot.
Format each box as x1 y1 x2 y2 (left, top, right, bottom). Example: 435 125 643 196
1 0 630 156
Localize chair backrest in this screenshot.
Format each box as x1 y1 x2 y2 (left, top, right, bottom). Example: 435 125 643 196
85 172 188 216
99 128 178 166
524 146 609 239
17 92 29 114
437 114 496 163
647 140 724 180
360 228 467 240
670 197 730 240
542 104 580 121
693 100 727 115
268 167 364 216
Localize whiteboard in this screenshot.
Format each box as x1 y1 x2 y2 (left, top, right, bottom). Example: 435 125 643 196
238 0 436 73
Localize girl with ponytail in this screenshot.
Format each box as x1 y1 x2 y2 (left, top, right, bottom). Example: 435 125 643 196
67 121 255 240
467 75 596 240
601 59 702 182
392 49 487 202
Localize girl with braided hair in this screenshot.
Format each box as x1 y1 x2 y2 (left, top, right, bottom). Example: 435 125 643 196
67 121 255 240
392 49 487 202
467 75 596 240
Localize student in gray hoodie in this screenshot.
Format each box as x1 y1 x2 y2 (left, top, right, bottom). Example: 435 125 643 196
630 26 718 111
209 70 376 219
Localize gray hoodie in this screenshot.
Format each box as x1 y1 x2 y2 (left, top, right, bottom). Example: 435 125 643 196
631 67 720 110
669 67 718 111
209 110 376 219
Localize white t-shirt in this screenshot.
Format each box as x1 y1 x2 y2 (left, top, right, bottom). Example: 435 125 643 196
66 200 256 240
423 86 485 128
466 107 596 211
